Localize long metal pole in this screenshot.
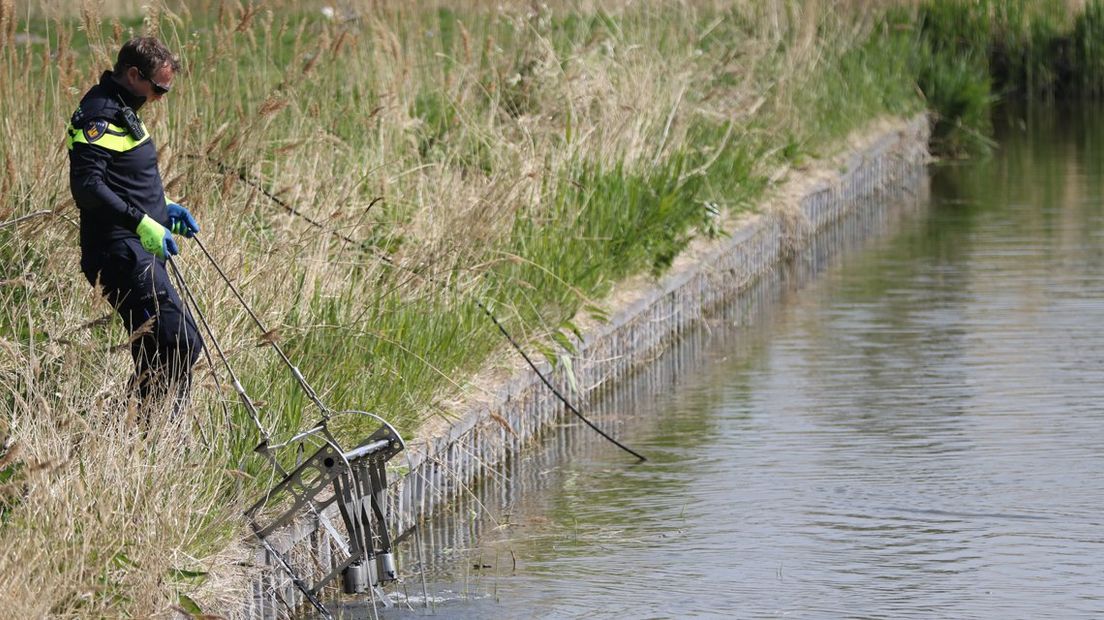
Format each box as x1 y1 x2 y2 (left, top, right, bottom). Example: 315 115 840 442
167 256 269 441
189 235 331 418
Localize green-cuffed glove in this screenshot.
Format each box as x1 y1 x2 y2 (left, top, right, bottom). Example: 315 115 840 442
136 214 179 259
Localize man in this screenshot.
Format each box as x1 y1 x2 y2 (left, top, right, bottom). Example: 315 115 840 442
67 37 202 414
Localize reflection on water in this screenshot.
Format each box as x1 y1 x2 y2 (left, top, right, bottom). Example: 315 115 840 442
337 105 1104 619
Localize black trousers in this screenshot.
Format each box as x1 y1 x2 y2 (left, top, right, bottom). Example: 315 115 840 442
82 237 203 409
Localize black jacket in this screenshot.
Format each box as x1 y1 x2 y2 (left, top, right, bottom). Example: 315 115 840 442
68 71 169 270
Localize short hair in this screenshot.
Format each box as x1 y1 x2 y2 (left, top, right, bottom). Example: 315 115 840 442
113 37 181 77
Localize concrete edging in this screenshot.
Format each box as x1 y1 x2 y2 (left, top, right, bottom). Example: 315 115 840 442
240 115 931 618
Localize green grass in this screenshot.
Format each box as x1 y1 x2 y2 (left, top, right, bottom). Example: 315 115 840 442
874 0 1104 154
1073 1 1104 95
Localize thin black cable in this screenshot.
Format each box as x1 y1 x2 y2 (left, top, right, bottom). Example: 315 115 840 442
189 153 378 245
473 296 647 462
185 166 646 462
368 250 647 462
166 257 232 441
167 255 269 440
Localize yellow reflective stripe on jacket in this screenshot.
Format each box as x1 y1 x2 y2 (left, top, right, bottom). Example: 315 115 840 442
66 121 149 152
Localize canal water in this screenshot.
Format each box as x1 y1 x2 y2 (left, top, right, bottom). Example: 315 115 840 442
339 105 1104 619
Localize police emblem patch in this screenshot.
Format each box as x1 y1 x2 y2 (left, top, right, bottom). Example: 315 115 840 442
83 120 108 142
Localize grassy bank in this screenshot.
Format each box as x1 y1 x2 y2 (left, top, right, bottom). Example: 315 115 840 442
0 0 1094 615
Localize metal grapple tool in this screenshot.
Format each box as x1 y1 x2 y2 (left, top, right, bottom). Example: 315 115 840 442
245 413 406 612
168 236 409 619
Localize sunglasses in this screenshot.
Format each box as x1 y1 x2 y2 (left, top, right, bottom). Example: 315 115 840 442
135 67 171 95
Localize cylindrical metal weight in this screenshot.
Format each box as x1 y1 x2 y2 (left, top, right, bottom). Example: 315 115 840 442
376 552 397 583
342 561 368 594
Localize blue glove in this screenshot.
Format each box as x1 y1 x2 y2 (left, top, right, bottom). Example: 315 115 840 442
167 201 200 238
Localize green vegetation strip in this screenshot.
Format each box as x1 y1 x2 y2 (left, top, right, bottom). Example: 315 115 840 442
0 0 1100 615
